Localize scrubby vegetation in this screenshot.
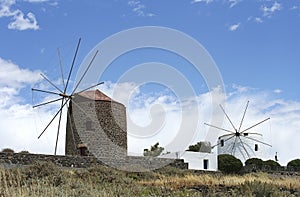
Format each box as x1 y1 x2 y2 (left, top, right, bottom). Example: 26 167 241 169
18 150 30 154
143 142 164 157
288 159 300 169
245 158 264 167
263 159 281 170
1 161 299 196
218 154 243 174
1 148 14 153
187 141 211 152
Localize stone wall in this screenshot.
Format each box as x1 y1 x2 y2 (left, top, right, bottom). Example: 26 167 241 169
242 164 300 174
66 94 127 158
0 152 188 170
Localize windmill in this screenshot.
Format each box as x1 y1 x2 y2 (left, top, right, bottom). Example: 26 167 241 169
205 101 271 160
32 38 104 155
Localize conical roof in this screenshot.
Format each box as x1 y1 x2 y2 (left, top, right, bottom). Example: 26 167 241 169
77 89 116 102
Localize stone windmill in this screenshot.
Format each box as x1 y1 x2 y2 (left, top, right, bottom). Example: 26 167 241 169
32 38 127 157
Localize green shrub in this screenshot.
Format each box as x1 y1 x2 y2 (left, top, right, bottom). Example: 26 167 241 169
1 148 14 153
187 141 211 153
24 161 64 186
25 161 60 179
233 180 281 196
187 142 202 152
218 154 243 174
287 159 300 167
143 142 164 157
287 159 300 170
263 160 281 170
245 158 263 166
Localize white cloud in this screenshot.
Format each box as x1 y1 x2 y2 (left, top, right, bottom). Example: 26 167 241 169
229 22 240 31
191 0 213 4
261 1 282 17
23 0 49 3
247 16 263 24
232 84 253 93
0 0 40 30
8 11 39 30
273 89 282 94
97 82 300 166
0 57 60 154
1 69 300 166
0 0 15 17
255 17 263 23
228 0 241 8
128 0 154 17
290 5 298 10
0 58 41 88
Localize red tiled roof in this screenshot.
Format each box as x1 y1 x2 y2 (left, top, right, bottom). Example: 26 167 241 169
77 89 115 102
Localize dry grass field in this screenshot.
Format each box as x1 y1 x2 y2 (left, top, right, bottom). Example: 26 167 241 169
0 161 299 196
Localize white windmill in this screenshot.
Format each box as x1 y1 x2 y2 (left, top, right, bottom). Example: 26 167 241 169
205 101 271 161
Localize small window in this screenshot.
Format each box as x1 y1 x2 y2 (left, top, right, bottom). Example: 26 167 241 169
203 159 209 170
255 144 258 151
86 121 94 131
78 144 88 156
220 139 224 147
244 133 249 136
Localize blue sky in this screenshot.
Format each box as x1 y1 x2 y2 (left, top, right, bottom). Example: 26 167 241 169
0 0 300 165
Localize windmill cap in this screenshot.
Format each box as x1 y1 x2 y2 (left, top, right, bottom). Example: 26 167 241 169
77 89 117 102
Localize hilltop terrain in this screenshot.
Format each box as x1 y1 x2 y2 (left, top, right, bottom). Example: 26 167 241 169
0 161 299 196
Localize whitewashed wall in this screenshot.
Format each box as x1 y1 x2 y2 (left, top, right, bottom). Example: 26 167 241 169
159 151 218 171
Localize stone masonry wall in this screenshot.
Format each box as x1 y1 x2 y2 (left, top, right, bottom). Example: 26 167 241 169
66 95 127 158
0 152 188 170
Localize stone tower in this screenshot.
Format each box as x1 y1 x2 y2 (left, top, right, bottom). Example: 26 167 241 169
65 89 127 157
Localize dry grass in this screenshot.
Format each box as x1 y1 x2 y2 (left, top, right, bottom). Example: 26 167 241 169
140 172 300 191
0 162 299 196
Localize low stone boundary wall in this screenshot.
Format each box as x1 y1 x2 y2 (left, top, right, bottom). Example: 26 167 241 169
0 152 188 170
242 164 300 175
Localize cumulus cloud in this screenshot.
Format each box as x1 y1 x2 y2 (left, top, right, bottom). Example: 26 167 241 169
0 0 40 30
1 69 300 165
0 58 41 87
95 82 300 165
0 57 60 154
0 58 41 107
8 11 39 30
229 22 240 31
261 1 282 17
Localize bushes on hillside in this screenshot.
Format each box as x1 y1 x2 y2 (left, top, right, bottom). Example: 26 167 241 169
19 150 30 154
187 141 211 153
245 158 263 167
143 142 164 157
263 160 281 170
1 148 14 153
245 158 281 171
287 159 300 170
218 154 243 174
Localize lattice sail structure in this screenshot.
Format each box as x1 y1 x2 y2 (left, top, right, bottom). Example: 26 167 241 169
205 101 271 161
32 38 104 155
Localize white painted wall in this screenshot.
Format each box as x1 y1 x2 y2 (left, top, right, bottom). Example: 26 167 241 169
159 151 218 171
217 134 266 163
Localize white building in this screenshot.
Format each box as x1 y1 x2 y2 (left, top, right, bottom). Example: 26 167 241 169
217 133 266 163
159 149 218 171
